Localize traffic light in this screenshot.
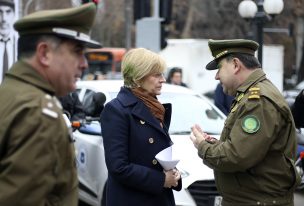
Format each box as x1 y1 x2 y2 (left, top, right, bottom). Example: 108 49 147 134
160 24 168 49
159 0 173 25
133 0 151 22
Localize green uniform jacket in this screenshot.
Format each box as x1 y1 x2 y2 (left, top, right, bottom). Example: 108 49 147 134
198 69 301 206
0 61 78 206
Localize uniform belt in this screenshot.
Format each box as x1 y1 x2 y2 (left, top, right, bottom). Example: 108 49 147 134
222 194 293 206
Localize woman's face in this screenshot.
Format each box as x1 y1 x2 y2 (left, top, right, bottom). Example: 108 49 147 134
140 72 166 96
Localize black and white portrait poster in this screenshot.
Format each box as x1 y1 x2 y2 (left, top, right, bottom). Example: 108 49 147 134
0 0 18 83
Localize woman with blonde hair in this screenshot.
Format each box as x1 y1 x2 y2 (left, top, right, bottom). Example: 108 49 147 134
101 48 182 206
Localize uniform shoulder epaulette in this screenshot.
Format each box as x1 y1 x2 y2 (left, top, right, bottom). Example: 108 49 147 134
248 87 260 100
41 94 60 118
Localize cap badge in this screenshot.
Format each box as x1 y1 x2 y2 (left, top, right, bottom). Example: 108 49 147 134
215 50 228 58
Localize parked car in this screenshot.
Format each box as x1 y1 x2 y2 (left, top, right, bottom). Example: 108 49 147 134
75 80 226 206
283 80 304 106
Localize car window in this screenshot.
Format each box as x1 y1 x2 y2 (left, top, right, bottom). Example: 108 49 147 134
109 92 119 100
159 92 225 135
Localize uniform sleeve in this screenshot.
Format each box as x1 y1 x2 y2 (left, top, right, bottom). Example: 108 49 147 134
198 97 283 172
0 107 56 206
101 102 166 195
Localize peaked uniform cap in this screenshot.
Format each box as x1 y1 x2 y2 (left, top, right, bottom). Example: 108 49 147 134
0 0 14 8
14 3 101 48
205 39 259 70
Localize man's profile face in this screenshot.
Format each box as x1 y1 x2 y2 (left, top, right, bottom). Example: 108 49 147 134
46 39 88 96
0 5 14 38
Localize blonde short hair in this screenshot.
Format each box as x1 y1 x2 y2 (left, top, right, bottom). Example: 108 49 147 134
121 48 167 88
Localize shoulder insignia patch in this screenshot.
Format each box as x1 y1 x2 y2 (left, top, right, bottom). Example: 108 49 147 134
242 115 260 134
248 87 260 100
41 94 59 119
42 108 58 118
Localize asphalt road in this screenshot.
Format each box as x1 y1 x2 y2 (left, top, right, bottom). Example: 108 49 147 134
80 191 304 206
294 190 304 206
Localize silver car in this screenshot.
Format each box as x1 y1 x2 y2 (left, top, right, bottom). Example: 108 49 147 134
75 80 225 206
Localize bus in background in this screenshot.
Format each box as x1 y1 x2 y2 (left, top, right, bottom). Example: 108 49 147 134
82 47 127 80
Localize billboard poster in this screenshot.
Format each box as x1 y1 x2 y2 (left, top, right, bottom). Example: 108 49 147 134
0 0 18 83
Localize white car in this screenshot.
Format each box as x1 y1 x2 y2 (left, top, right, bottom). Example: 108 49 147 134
75 80 225 206
283 80 304 106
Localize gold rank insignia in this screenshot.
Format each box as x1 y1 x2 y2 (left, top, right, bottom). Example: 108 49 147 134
231 93 244 113
248 87 260 100
237 93 244 101
242 115 260 133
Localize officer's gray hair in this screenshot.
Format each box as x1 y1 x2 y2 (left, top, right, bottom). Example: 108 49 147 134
225 53 261 69
18 35 63 59
122 48 167 88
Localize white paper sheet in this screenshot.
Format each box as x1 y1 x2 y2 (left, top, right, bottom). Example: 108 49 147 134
155 145 180 171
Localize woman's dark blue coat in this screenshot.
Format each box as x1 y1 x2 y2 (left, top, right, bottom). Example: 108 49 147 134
100 87 182 206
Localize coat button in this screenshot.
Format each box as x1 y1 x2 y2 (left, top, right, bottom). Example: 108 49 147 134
140 120 145 124
152 159 158 165
148 138 154 144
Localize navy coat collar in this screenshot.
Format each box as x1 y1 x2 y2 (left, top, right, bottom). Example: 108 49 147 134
116 87 172 136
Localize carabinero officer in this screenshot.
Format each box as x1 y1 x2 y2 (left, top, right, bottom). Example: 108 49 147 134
190 39 301 206
0 3 100 206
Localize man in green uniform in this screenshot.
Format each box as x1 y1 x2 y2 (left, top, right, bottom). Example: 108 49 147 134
190 39 301 206
0 3 100 206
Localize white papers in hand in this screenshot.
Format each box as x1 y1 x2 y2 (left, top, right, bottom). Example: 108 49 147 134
155 145 180 171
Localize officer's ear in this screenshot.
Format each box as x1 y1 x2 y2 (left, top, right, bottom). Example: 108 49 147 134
232 58 242 74
36 41 52 67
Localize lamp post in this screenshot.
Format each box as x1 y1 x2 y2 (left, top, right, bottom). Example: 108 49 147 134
238 0 284 66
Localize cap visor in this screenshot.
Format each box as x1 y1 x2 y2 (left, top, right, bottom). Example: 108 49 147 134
74 36 102 48
205 60 218 70
54 32 102 48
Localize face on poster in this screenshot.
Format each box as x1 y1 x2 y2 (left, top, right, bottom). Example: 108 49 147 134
0 0 18 83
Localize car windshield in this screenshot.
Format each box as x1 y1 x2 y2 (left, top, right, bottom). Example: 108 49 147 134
158 92 225 135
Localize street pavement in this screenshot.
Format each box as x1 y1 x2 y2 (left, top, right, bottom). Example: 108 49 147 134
294 190 304 206
80 191 304 206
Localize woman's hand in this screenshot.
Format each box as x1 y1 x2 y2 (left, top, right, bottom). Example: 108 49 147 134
163 169 181 188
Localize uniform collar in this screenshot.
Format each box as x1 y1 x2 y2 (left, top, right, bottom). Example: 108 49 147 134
6 60 56 95
236 69 267 94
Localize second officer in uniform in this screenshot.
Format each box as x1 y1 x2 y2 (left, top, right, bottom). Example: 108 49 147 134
190 39 300 206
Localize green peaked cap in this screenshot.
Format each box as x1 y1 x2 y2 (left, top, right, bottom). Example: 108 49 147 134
14 3 101 48
205 39 259 70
